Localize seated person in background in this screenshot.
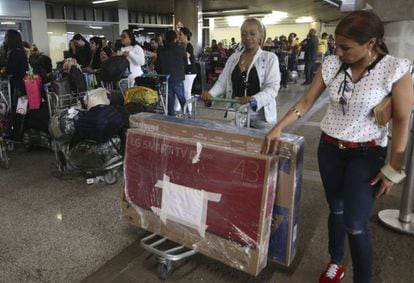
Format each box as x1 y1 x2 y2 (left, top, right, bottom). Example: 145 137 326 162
29 44 53 83
217 42 227 57
82 36 103 73
101 37 114 58
72 33 92 68
201 17 280 130
64 39 77 59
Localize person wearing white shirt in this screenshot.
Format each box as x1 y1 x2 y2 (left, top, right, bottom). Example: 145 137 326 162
201 17 280 129
120 29 145 87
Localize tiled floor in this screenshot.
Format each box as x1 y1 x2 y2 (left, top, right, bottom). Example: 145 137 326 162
1 82 413 283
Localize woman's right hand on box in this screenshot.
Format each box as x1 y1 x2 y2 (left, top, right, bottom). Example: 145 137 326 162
261 126 282 155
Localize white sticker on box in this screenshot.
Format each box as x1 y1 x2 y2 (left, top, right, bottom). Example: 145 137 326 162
151 174 221 237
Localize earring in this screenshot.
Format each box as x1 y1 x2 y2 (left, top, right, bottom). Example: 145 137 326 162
368 49 372 65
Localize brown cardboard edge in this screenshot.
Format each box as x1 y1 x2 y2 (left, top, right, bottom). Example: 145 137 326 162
121 199 266 276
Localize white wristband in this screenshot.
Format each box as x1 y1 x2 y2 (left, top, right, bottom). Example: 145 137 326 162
380 164 406 183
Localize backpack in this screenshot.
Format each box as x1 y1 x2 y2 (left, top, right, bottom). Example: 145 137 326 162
69 65 87 94
74 105 124 143
99 56 129 82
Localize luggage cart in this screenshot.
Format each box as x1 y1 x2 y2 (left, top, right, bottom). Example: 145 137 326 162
0 78 11 108
141 233 197 280
135 74 169 115
47 91 82 117
183 95 257 128
46 90 83 175
0 90 11 169
140 97 258 280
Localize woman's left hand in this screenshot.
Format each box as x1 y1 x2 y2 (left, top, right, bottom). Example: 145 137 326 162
122 51 129 57
237 96 252 105
370 172 394 199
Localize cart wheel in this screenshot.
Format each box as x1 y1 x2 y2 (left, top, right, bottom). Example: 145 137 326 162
24 144 32 151
7 142 14 151
104 170 118 185
50 161 64 178
0 147 9 169
157 260 174 280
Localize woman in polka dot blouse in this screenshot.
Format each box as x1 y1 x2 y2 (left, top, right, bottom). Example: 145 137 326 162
262 11 413 283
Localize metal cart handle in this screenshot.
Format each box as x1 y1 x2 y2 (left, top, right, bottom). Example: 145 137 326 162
189 95 257 106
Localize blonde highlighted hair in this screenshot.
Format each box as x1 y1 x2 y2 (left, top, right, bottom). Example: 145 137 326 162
241 17 266 46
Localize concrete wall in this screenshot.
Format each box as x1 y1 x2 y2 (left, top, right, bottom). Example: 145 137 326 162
384 21 414 61
373 0 414 22
30 1 49 55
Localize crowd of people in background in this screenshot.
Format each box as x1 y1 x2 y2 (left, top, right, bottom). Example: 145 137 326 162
203 29 336 89
0 23 338 141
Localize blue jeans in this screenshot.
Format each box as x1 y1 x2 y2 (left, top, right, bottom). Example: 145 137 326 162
317 134 387 283
167 80 185 116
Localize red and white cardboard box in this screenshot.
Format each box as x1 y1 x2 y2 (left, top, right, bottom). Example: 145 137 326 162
123 127 278 275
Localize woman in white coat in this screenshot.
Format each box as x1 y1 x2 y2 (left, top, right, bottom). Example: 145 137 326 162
201 18 280 129
120 29 145 87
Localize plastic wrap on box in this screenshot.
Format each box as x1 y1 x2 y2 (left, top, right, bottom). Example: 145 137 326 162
123 128 278 275
126 113 304 267
268 134 304 266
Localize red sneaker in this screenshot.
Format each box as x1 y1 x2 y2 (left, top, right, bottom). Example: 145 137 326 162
319 263 345 283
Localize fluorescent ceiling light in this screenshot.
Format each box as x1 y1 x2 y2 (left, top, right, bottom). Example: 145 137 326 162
133 28 144 31
147 32 154 35
204 9 247 15
92 0 119 4
226 16 245 27
1 21 16 25
295 16 314 23
89 25 103 29
47 32 53 34
323 0 340 7
262 11 288 25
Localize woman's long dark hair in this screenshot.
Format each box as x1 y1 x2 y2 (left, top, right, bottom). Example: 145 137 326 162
90 36 102 52
121 29 137 46
335 10 389 54
5 29 23 51
180 27 192 41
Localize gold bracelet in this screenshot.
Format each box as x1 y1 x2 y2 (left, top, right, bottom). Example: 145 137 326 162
291 107 301 119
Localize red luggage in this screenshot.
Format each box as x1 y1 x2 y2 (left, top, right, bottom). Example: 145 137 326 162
24 74 42 110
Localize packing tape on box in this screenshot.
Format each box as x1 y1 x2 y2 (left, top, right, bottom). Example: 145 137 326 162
152 174 221 237
192 142 202 164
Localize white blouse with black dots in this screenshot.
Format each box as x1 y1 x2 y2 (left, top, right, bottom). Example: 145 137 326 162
321 55 412 147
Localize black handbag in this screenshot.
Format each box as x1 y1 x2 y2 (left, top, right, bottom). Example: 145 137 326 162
51 77 71 96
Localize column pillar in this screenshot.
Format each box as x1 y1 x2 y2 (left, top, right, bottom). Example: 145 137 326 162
118 8 129 35
30 0 49 55
373 0 414 61
174 0 202 55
